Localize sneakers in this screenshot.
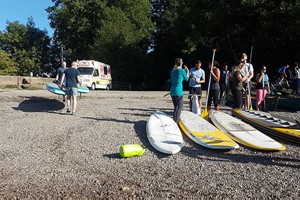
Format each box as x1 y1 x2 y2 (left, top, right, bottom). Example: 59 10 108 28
72 112 77 116
66 108 71 114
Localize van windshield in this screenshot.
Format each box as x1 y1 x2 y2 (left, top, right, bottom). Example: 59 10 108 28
78 67 94 75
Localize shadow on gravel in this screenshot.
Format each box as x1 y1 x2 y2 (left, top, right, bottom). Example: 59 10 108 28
103 153 122 159
81 117 169 158
133 120 171 158
118 108 174 117
181 145 300 169
13 96 65 112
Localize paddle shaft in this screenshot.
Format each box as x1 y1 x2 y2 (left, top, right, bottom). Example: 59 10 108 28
247 46 253 109
205 49 217 108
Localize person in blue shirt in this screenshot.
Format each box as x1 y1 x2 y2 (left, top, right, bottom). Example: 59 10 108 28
170 58 189 123
188 60 205 111
56 61 67 85
60 61 82 115
55 61 67 101
278 64 289 78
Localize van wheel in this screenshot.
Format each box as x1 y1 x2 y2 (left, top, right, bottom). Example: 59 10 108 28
91 83 96 90
106 85 110 91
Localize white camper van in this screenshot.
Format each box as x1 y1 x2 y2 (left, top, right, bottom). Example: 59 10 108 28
78 60 112 90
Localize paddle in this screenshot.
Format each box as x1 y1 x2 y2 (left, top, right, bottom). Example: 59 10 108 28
201 49 216 119
163 92 170 97
247 46 254 110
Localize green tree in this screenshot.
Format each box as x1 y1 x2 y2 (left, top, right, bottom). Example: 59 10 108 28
0 19 51 75
151 0 300 88
47 0 154 85
0 50 18 75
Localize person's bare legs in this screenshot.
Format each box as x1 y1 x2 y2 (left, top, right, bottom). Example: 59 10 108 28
244 94 250 109
72 96 77 113
198 98 202 111
66 96 71 112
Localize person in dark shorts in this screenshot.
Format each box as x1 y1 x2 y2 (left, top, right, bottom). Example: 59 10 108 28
55 61 67 101
188 60 205 111
207 61 221 111
60 61 82 115
220 62 229 100
232 60 249 109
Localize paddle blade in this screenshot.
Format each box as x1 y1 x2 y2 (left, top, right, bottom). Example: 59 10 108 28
201 108 209 119
163 92 170 97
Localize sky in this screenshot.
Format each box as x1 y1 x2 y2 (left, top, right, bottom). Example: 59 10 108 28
0 0 54 36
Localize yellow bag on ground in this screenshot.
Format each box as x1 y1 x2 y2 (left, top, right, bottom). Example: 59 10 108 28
119 144 145 158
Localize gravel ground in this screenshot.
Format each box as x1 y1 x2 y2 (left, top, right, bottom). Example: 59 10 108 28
0 89 299 198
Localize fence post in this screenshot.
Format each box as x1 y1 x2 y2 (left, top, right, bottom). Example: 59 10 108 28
17 76 21 89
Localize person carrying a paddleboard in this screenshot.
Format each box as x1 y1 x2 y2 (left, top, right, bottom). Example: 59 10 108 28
240 53 254 109
231 60 249 109
207 61 221 111
60 61 82 115
255 65 270 111
188 60 205 112
170 58 189 123
55 61 67 101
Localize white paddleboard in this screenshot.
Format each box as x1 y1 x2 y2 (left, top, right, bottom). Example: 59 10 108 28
179 111 239 149
146 111 184 154
209 110 285 151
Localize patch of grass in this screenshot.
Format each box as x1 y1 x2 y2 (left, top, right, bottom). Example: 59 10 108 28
3 85 18 89
20 85 40 90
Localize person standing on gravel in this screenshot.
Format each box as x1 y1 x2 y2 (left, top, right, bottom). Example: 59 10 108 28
188 60 205 112
170 58 189 123
232 60 249 109
56 61 67 101
240 53 254 109
60 61 82 115
207 61 221 111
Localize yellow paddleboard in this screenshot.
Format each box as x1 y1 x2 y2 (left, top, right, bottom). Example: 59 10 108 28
232 109 300 144
179 111 239 149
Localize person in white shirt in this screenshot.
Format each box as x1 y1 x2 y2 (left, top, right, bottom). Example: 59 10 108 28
240 53 254 109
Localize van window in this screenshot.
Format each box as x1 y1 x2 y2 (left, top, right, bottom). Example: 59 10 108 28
78 67 94 75
104 67 108 75
93 69 99 77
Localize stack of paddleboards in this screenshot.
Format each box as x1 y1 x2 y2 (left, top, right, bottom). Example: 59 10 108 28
179 111 239 149
210 110 286 151
232 109 300 144
146 111 184 154
46 82 89 95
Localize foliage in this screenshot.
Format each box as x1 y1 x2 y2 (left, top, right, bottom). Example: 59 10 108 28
151 0 300 88
0 19 51 76
1 0 299 90
47 0 155 84
0 50 18 75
